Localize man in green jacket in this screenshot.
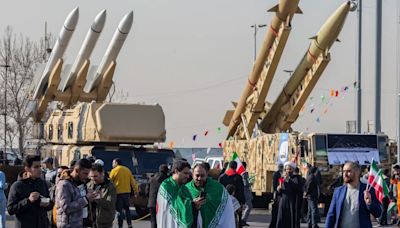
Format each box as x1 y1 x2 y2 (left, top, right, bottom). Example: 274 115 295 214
186 163 235 228
88 163 117 228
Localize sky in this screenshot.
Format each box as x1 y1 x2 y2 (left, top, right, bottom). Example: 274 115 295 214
0 0 398 148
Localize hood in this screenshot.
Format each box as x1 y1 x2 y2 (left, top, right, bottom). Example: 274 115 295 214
225 168 236 176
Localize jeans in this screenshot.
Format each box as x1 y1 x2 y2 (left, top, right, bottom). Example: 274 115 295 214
307 198 320 228
0 192 5 228
242 197 253 223
116 193 132 227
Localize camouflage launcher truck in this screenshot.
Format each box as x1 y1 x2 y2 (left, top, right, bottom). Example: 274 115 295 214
221 1 395 212
27 9 175 216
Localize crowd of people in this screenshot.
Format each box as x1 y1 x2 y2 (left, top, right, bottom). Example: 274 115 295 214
154 158 253 228
4 153 400 228
6 155 138 228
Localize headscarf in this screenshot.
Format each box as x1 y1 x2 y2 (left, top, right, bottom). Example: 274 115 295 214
284 161 296 169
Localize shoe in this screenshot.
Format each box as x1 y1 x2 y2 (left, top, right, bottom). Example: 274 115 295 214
241 222 250 226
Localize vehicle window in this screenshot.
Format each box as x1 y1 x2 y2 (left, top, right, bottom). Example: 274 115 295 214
134 151 174 173
92 150 135 174
315 135 327 156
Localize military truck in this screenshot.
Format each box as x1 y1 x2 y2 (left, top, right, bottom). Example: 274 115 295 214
220 1 395 212
38 102 174 216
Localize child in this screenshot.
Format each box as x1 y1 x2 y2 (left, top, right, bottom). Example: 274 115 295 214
226 184 240 227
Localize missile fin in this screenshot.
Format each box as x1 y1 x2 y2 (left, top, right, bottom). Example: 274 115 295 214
336 38 341 42
267 4 279 13
295 7 303 14
231 101 238 108
223 110 234 127
309 35 317 40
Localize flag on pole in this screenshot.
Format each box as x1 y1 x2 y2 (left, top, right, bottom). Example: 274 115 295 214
231 152 245 175
367 160 389 203
367 160 380 190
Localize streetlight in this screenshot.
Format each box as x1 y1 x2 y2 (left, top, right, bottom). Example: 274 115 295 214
250 24 267 62
0 57 10 164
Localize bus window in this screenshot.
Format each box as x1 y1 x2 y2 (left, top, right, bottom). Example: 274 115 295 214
314 135 327 156
378 136 388 161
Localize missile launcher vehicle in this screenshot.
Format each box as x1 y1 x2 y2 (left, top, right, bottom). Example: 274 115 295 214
222 1 395 212
27 8 174 216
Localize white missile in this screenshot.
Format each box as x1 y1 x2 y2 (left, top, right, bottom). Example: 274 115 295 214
60 9 107 92
84 11 133 93
32 7 79 99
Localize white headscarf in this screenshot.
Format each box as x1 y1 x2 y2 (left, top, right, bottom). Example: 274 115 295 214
284 161 296 169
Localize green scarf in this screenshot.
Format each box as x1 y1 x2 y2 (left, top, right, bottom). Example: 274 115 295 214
158 176 194 228
186 177 229 228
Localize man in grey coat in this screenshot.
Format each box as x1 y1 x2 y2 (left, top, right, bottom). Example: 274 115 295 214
55 159 96 228
241 162 253 226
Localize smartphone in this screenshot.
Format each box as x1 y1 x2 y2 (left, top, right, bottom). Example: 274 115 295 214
200 191 207 199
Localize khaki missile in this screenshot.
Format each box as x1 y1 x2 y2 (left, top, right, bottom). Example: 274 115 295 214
226 0 302 138
260 1 352 133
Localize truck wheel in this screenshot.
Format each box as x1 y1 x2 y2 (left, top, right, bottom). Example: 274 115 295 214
135 206 149 218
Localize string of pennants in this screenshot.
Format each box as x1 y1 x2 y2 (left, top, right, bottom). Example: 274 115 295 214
299 81 357 123
159 127 224 151
162 81 358 152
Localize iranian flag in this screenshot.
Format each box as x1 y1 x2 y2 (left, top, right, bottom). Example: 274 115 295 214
367 160 389 203
232 152 245 175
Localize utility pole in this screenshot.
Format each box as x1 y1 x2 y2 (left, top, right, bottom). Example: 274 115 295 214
356 0 362 133
250 24 267 63
0 57 10 164
375 0 382 133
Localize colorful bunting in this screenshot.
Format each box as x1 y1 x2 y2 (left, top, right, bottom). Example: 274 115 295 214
218 143 222 148
206 147 211 154
192 135 197 141
335 90 339 97
204 130 209 136
217 127 222 133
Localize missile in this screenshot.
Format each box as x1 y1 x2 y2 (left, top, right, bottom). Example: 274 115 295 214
32 7 79 99
226 0 302 138
60 9 107 92
259 1 351 133
84 11 133 93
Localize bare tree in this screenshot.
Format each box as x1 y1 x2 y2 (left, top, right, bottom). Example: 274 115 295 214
0 26 49 156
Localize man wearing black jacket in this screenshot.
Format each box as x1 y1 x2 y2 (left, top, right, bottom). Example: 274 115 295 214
7 155 54 228
148 164 169 228
304 167 320 228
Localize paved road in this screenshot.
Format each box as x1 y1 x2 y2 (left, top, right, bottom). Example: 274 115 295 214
6 208 390 227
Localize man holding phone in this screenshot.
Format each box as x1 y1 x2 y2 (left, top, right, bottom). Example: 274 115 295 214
186 163 235 228
88 163 117 228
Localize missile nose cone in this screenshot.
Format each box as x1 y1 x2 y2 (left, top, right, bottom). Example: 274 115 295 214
92 9 107 33
118 11 134 34
315 2 350 49
64 7 79 31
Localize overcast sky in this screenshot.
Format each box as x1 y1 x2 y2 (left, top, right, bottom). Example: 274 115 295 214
0 0 398 148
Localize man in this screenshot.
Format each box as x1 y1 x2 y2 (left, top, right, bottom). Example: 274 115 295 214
7 155 53 228
56 158 96 228
88 163 117 228
148 164 169 228
325 161 382 228
304 167 320 228
269 163 283 228
42 157 57 186
109 158 138 228
241 162 252 227
186 163 235 228
276 161 303 228
157 159 205 228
